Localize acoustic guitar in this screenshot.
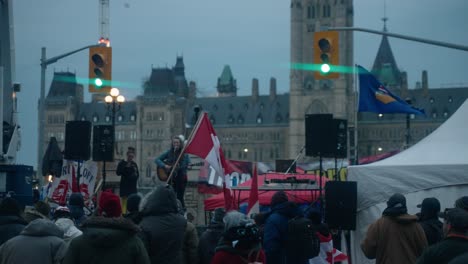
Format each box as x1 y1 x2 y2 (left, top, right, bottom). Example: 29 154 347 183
157 161 204 182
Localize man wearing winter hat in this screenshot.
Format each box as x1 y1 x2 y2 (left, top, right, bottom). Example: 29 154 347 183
362 193 428 264
68 192 87 226
263 191 304 264
454 196 468 211
198 208 226 264
63 190 150 264
417 197 443 245
416 208 468 264
0 197 28 245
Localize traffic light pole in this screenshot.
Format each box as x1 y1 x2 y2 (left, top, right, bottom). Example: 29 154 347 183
327 27 468 52
38 44 103 182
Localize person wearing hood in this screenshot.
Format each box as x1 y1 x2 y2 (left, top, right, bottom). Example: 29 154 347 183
211 211 265 264
62 190 150 264
0 218 67 263
198 207 226 264
124 193 142 224
53 206 82 246
263 190 305 264
23 200 50 222
361 193 428 264
0 197 28 246
138 185 186 264
417 197 443 245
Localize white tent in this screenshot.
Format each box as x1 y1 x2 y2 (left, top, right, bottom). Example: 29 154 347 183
347 99 468 264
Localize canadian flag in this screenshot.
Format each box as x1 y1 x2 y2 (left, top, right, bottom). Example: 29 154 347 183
246 162 259 217
309 232 348 264
184 112 235 210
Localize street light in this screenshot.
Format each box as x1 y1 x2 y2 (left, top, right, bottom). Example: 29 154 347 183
102 88 125 188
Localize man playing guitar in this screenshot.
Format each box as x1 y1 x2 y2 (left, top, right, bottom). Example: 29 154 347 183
155 135 190 209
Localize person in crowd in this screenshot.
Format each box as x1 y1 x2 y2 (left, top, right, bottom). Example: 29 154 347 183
448 252 468 264
0 197 28 245
138 185 186 264
52 206 82 245
116 146 140 214
417 197 443 245
68 192 87 226
361 193 428 264
307 207 347 264
155 136 190 209
211 211 265 264
23 200 50 222
198 207 226 264
63 190 150 264
0 218 67 263
124 193 142 224
416 207 468 264
177 199 199 264
263 190 306 264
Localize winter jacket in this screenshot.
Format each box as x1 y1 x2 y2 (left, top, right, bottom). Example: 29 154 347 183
361 214 428 264
63 216 150 264
198 224 224 264
263 201 306 264
54 218 82 245
182 221 199 264
0 219 67 264
416 235 468 264
0 214 27 246
212 240 266 264
116 160 139 197
139 186 187 264
419 218 443 245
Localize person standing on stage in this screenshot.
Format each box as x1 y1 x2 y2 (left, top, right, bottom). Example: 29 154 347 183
116 146 139 214
155 135 190 209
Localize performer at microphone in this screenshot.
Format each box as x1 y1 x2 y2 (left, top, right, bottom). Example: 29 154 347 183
155 135 190 209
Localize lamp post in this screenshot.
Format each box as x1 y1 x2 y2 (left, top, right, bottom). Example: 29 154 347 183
405 98 415 148
103 87 125 188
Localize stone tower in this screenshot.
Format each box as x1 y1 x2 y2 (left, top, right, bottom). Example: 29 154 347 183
288 0 354 158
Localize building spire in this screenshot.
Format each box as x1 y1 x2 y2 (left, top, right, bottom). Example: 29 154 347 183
382 0 388 32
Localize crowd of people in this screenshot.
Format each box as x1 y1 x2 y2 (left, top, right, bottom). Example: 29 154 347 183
362 194 468 264
1 154 467 264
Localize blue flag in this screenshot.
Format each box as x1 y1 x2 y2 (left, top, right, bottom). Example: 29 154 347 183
357 65 425 115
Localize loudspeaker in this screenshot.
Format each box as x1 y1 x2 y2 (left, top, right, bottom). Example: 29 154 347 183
275 159 296 173
305 114 334 157
332 119 347 158
93 125 114 162
64 121 91 160
325 181 357 230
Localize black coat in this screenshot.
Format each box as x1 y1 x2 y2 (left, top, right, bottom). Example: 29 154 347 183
419 218 443 245
116 160 139 197
416 236 468 264
139 186 187 264
0 214 27 245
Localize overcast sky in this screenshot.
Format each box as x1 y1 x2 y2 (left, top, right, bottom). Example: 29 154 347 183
12 0 468 168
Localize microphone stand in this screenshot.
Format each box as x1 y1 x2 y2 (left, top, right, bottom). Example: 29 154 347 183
284 145 305 174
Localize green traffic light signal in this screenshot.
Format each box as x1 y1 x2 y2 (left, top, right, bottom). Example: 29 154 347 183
95 78 103 87
320 63 331 74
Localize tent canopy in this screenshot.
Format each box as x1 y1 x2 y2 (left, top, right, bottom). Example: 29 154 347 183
204 173 328 211
348 99 468 264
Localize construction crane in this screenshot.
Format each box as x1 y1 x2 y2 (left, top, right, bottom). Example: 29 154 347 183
98 0 111 46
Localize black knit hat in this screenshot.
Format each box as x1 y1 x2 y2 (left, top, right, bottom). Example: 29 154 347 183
387 193 406 208
271 191 289 207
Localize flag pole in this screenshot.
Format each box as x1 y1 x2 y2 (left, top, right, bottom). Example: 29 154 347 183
166 111 206 184
353 64 359 165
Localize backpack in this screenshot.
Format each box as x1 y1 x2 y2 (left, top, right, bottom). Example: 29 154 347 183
286 216 321 260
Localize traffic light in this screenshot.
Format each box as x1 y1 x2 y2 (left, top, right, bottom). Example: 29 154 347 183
313 31 339 80
89 46 112 93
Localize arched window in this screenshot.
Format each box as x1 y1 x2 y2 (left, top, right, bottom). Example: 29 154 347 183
256 114 263 124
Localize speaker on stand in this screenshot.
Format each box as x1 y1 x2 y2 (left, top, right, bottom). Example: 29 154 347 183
64 121 91 191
